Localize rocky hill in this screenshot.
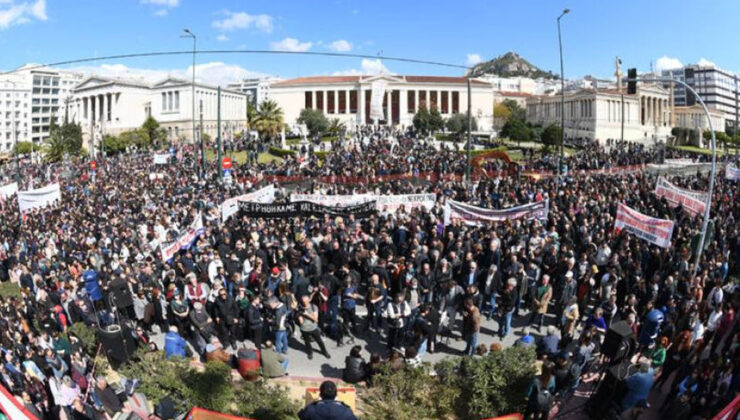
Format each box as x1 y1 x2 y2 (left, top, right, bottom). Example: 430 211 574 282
466 51 557 79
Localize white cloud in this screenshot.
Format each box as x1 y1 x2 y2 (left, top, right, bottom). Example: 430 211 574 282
140 0 178 7
332 58 392 76
66 61 271 87
153 9 167 16
216 34 229 42
466 53 482 66
212 11 274 33
0 0 46 30
697 57 716 68
655 56 683 72
328 39 352 52
270 37 312 52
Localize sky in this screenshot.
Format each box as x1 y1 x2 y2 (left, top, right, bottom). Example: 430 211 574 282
1 0 740 85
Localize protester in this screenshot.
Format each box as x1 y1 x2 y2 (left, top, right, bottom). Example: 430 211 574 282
298 380 357 420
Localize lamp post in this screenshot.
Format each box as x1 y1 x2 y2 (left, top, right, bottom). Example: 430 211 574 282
557 8 570 179
631 77 717 278
181 28 197 177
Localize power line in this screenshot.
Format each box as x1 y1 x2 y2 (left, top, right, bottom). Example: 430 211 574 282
1 49 472 76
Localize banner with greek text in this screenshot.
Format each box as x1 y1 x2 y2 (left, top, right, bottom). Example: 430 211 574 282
153 153 170 164
17 183 61 213
614 203 674 248
239 200 377 219
290 193 374 207
222 185 276 222
0 182 18 199
369 80 387 122
727 163 740 181
375 193 436 214
654 176 708 215
160 213 205 262
443 199 549 226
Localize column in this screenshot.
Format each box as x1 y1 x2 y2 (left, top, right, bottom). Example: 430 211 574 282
321 91 327 114
386 91 392 124
345 90 350 114
399 89 407 125
414 90 419 113
311 91 316 110
358 88 365 124
91 95 96 124
334 90 339 114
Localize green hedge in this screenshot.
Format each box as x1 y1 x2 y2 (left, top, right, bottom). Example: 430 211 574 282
458 146 508 157
314 151 330 160
268 146 296 157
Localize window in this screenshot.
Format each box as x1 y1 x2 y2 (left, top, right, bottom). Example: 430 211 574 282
419 91 427 108
316 91 324 111
327 91 335 114
305 91 313 108
430 91 438 109
338 91 346 114
452 92 459 113
349 90 357 113
441 91 449 113
407 90 415 113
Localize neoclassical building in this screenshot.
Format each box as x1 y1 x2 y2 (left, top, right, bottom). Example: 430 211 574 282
270 74 494 131
70 76 248 151
526 85 673 144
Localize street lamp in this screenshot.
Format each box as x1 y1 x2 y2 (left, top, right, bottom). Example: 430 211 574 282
180 28 198 177
557 8 570 180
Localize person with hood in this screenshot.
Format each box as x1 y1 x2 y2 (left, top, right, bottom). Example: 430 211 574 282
164 326 188 359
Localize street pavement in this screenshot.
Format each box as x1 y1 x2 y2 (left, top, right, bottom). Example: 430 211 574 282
150 306 555 378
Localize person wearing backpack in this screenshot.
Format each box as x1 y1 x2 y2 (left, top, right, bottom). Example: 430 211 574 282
525 361 555 420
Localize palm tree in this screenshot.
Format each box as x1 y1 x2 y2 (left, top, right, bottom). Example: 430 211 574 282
327 118 345 136
43 130 66 163
251 100 284 142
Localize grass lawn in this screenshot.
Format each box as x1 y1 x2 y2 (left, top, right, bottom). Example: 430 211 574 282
205 150 282 165
285 136 338 145
670 145 732 157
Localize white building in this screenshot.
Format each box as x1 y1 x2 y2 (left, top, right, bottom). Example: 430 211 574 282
70 76 247 150
227 77 282 105
674 105 725 132
477 75 537 95
0 65 84 151
270 74 494 131
526 84 673 144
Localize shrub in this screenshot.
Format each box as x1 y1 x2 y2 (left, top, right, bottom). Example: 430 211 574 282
269 146 296 158
0 282 21 298
234 381 301 420
118 352 192 413
314 151 330 160
182 361 234 414
67 322 98 356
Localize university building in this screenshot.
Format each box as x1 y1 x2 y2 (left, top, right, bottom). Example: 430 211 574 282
270 74 494 131
70 76 248 151
525 84 673 144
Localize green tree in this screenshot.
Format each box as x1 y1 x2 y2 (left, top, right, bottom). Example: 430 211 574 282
142 117 166 149
493 103 512 130
102 135 126 155
297 108 329 136
327 118 346 136
43 118 85 162
541 123 562 153
118 352 191 413
234 382 301 420
429 107 444 133
247 102 258 124
12 141 40 156
500 118 531 145
182 361 234 414
501 99 526 122
252 100 284 141
413 106 432 134
445 112 478 140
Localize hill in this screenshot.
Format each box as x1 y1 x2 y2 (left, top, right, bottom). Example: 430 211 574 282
466 51 557 79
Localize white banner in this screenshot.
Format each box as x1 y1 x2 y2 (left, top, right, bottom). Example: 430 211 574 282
0 383 37 420
444 199 549 226
290 193 374 207
654 176 708 215
375 193 436 214
153 153 169 164
161 213 204 262
0 182 18 199
727 163 740 181
369 80 387 122
17 183 61 213
222 185 276 222
148 173 165 181
614 203 675 248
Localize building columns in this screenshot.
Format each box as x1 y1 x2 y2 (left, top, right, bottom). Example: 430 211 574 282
358 88 365 124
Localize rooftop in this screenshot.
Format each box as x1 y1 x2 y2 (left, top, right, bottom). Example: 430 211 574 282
273 75 490 86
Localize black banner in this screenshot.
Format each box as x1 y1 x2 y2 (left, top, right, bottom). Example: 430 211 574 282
238 200 377 219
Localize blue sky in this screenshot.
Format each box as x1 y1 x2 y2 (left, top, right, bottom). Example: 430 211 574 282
1 0 740 84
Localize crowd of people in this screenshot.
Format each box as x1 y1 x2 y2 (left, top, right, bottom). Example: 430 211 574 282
0 128 738 419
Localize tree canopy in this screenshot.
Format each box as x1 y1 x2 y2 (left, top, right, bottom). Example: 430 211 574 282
500 118 531 144
413 106 444 135
297 108 329 136
42 119 84 162
251 100 284 140
445 112 478 139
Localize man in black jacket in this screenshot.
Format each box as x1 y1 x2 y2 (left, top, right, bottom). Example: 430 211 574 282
247 294 264 349
214 288 239 349
497 278 518 339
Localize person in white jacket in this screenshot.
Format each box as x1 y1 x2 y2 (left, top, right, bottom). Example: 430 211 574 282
384 292 411 350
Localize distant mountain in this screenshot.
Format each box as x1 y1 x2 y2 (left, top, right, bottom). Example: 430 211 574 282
466 51 557 79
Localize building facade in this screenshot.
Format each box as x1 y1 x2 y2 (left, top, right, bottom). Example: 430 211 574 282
270 74 494 131
662 65 739 132
0 76 30 153
674 105 726 132
526 85 672 144
227 77 282 105
71 76 247 151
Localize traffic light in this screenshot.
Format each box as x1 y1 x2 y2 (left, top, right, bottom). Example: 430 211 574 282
627 68 637 94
